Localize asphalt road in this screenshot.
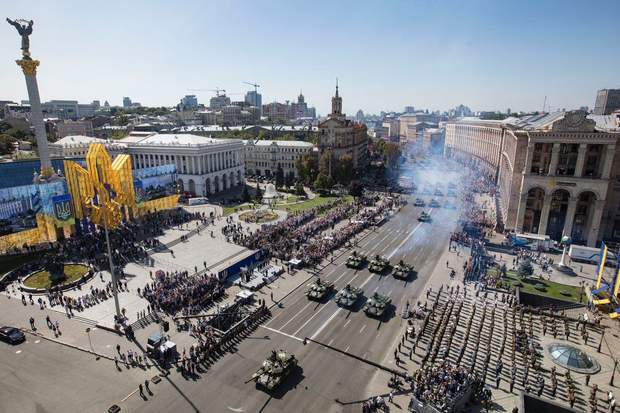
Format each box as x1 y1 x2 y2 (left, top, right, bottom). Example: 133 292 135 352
119 192 462 413
0 334 149 413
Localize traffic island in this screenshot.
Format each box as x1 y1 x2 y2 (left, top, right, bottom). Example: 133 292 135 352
21 262 92 293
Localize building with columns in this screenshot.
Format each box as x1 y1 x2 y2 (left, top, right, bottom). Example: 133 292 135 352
317 83 368 172
445 110 620 246
124 133 244 196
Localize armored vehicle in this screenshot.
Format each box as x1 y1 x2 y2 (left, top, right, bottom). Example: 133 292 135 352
434 189 443 196
248 350 297 390
414 198 425 207
444 200 457 209
418 211 431 222
429 199 441 208
346 251 367 269
306 278 334 301
334 284 363 308
363 293 391 317
392 260 414 279
368 255 390 273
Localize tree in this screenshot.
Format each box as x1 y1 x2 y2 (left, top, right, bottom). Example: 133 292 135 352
275 165 284 188
383 142 401 169
295 182 306 196
337 154 354 184
318 151 331 176
254 184 263 204
349 180 364 198
517 259 534 278
314 173 334 191
295 153 318 185
241 185 251 203
285 171 295 187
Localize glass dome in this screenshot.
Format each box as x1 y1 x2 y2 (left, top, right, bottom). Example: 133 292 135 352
548 343 600 374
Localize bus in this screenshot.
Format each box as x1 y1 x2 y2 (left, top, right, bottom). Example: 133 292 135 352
507 232 553 251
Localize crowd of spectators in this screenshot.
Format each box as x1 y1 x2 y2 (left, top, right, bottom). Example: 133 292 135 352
412 362 476 410
142 270 223 315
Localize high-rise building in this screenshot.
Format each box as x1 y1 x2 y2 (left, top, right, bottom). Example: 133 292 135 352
245 90 262 115
404 106 415 114
180 95 199 110
123 97 132 108
593 89 620 115
210 94 231 109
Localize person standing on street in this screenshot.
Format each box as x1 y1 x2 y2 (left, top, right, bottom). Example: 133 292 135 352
29 317 35 330
138 383 144 398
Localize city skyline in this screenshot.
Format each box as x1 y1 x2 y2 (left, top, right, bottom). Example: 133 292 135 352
2 0 619 115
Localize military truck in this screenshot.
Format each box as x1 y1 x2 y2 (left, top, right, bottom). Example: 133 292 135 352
248 349 297 391
306 278 334 301
418 211 431 222
334 284 363 308
429 199 441 208
368 255 390 273
363 292 391 318
346 251 367 269
392 260 414 279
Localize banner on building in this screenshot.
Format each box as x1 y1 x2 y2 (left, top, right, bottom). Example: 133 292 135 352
52 194 75 227
134 179 145 207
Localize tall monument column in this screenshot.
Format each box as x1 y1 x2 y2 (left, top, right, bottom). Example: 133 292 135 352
7 18 56 181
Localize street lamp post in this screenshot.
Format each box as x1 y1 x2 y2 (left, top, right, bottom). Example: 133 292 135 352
103 212 122 322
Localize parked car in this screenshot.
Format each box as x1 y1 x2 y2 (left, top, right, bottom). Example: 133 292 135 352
0 326 25 344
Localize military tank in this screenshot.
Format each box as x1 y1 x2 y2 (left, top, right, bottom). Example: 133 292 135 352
368 255 390 273
334 284 363 308
414 198 425 207
392 260 414 279
363 292 391 318
248 349 297 391
434 188 443 196
346 251 367 269
306 278 334 301
418 211 431 222
429 199 441 208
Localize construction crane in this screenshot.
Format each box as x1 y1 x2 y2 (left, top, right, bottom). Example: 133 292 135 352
243 81 260 95
187 87 226 97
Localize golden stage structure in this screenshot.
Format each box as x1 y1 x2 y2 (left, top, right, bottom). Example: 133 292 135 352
0 143 179 253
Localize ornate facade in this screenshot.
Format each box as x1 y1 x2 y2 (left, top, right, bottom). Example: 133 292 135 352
317 83 368 172
446 111 620 246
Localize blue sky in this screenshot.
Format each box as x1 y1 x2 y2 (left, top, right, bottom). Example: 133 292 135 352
2 0 619 115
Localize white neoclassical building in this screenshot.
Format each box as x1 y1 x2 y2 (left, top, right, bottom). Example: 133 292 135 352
445 110 620 246
243 139 316 178
49 135 126 159
125 133 244 196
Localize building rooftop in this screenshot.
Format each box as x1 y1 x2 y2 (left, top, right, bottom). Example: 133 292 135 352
52 135 106 146
453 111 620 132
128 133 233 146
243 139 314 147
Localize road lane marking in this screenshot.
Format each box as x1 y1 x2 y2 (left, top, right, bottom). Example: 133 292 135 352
15 350 21 354
359 324 367 334
309 271 376 340
227 407 245 412
121 389 138 402
345 345 350 352
387 210 432 260
260 325 303 342
273 301 314 329
34 340 40 344
344 319 351 328
292 302 334 336
328 338 334 346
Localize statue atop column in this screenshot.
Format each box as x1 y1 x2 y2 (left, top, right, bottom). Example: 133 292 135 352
6 18 34 59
